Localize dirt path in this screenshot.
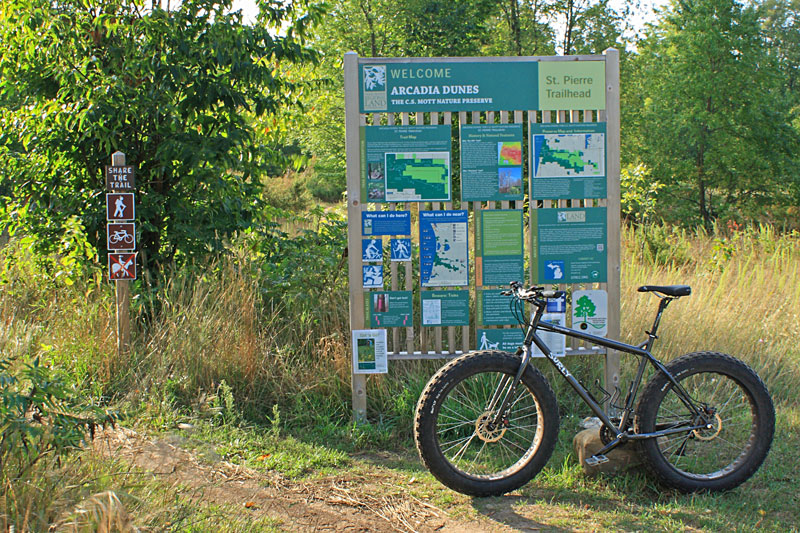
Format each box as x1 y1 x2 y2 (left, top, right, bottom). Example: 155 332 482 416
95 427 536 532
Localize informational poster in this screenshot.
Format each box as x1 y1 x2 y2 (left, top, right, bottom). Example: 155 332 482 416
478 290 516 326
531 313 566 357
352 329 388 374
362 238 382 262
362 265 384 288
571 289 608 337
361 126 452 202
460 124 524 202
367 291 413 328
476 329 524 352
532 207 607 284
421 290 470 326
530 122 607 200
478 210 524 286
362 211 411 236
419 210 469 287
390 238 412 261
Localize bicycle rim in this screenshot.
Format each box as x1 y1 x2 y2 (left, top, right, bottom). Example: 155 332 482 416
435 369 544 479
654 371 757 479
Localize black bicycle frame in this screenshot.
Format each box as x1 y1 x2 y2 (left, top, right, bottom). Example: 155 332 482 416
491 295 712 448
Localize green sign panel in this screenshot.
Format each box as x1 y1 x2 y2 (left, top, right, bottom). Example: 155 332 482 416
478 210 524 286
367 291 413 328
421 290 470 326
361 126 451 202
359 60 606 113
460 124 524 202
360 61 539 113
531 122 607 199
531 207 607 284
477 329 524 352
478 290 516 326
538 61 606 110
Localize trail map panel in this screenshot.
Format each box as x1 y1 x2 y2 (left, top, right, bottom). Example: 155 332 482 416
531 122 606 199
362 126 451 202
419 210 468 287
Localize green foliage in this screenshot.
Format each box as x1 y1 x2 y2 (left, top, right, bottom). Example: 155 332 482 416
0 0 322 273
0 355 114 484
623 0 800 228
621 163 664 225
244 206 348 305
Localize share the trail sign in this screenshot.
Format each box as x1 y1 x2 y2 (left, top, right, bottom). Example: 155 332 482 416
105 165 135 190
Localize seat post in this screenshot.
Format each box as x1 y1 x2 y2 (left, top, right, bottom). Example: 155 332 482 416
644 297 673 352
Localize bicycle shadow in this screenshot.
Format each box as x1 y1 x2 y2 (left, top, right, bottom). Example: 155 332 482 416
471 495 570 532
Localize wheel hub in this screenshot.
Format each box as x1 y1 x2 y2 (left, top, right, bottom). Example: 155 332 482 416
692 412 723 441
475 411 507 442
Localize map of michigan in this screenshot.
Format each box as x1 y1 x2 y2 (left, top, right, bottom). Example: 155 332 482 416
385 151 451 201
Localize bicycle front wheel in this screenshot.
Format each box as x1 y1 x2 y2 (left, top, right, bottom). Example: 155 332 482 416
414 351 559 496
635 352 774 492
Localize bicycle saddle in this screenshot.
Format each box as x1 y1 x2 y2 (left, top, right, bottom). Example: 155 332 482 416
637 285 691 297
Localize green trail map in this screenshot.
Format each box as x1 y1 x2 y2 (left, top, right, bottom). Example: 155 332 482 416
534 134 603 177
385 152 450 201
530 122 607 199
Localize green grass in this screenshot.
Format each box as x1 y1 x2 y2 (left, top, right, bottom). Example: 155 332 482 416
1 221 799 530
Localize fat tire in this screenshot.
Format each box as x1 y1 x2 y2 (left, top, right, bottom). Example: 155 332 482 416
414 351 559 496
635 351 774 492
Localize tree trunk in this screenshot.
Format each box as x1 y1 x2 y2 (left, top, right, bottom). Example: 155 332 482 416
359 0 378 57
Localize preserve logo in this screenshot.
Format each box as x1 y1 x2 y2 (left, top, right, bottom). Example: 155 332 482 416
363 65 387 111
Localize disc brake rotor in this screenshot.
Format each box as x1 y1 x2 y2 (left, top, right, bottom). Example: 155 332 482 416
475 411 507 442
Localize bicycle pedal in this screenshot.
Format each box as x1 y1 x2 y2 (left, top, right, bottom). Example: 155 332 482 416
585 454 609 466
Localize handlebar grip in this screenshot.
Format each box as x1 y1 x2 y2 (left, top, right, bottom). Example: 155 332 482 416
500 290 512 296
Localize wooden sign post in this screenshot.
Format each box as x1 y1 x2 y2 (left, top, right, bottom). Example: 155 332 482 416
107 151 134 357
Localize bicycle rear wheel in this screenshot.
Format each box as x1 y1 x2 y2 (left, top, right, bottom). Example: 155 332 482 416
414 351 559 496
635 352 774 492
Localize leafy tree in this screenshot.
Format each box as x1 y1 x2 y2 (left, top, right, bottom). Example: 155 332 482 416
623 0 799 227
485 0 557 56
0 0 321 272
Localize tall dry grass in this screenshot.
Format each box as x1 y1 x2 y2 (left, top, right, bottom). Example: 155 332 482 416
620 224 800 403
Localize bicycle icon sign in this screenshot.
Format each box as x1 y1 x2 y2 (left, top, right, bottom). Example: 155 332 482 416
108 252 137 281
107 223 136 250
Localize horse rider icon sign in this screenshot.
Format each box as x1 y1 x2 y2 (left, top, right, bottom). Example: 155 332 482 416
108 252 137 281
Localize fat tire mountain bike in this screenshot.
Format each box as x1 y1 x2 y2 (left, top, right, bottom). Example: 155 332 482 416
414 282 774 496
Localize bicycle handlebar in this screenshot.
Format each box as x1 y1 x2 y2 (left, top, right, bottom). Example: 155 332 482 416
502 281 556 302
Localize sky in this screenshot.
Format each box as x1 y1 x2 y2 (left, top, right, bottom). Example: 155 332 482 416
229 0 671 38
